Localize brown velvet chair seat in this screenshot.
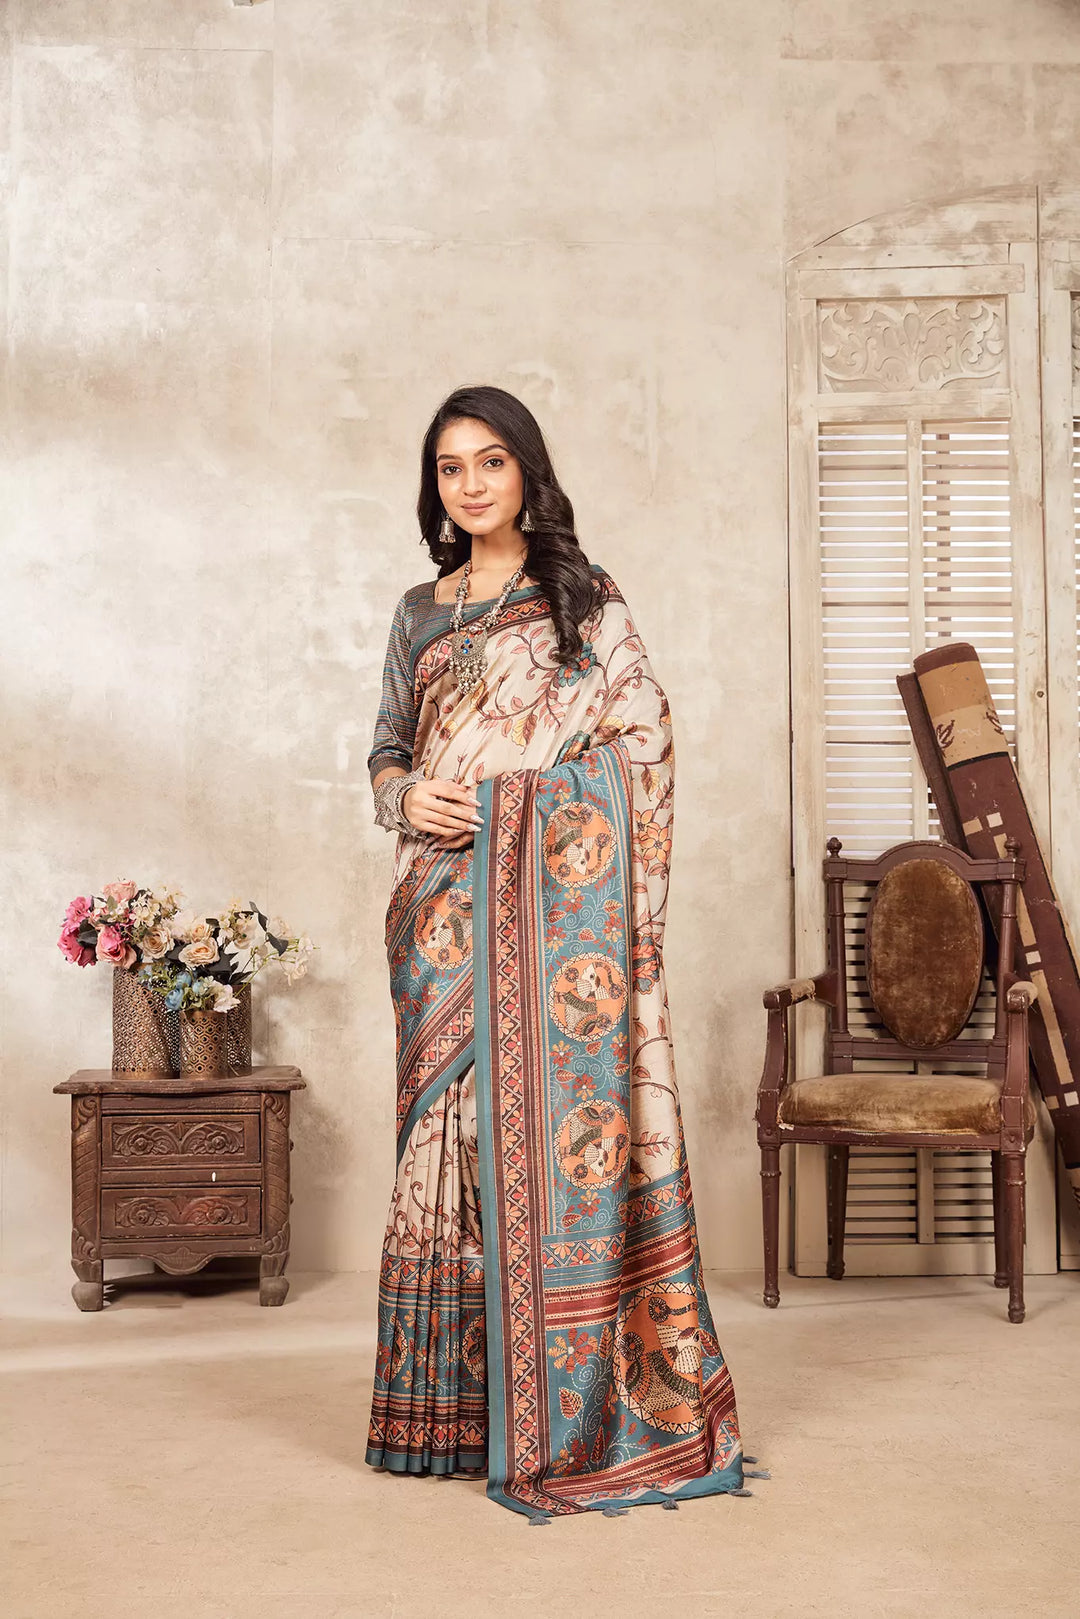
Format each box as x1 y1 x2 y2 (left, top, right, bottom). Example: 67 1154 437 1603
777 1071 1036 1138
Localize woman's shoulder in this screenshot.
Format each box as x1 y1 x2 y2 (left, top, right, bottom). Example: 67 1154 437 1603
588 561 625 606
400 578 438 611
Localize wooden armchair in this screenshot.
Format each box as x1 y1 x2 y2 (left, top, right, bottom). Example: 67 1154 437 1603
756 838 1037 1323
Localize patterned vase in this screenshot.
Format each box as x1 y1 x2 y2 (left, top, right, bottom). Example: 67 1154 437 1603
112 966 178 1075
178 1009 229 1076
226 981 253 1074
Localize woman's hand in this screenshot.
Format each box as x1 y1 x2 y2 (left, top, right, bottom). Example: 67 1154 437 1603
403 777 482 847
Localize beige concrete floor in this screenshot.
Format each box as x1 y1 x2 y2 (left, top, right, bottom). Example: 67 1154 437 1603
1 1265 1077 1619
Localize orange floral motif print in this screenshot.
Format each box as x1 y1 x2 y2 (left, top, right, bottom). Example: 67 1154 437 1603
636 807 672 874
548 1326 598 1372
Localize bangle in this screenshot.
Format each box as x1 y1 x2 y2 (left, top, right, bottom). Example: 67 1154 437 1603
373 768 425 835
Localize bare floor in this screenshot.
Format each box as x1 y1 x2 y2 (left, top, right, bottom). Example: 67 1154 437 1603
1 1266 1076 1619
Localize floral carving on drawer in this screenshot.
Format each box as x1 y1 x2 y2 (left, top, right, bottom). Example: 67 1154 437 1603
102 1189 261 1237
101 1114 259 1168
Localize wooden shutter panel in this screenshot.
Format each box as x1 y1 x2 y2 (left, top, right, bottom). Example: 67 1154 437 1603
788 188 1057 1278
1038 184 1080 1268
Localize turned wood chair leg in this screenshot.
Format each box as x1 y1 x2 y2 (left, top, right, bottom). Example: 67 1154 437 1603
826 1144 849 1280
991 1151 1007 1287
760 1144 781 1308
1003 1151 1026 1324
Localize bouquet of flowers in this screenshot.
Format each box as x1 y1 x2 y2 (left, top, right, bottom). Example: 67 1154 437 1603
58 880 315 1014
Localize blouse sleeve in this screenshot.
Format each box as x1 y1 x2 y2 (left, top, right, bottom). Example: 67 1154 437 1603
367 591 418 786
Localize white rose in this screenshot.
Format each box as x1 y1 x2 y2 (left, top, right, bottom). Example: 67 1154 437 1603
210 981 238 1013
229 913 261 946
171 909 197 941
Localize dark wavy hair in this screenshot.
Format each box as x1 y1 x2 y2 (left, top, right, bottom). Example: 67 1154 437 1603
416 384 602 664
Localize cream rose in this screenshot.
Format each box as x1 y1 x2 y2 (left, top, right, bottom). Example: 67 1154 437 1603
178 936 220 969
139 922 173 960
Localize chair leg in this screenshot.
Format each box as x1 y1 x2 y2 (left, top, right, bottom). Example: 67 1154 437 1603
826 1144 849 1281
991 1151 1007 1287
760 1144 781 1308
1003 1151 1026 1324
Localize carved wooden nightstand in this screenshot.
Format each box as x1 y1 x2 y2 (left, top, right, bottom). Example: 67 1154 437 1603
53 1066 305 1310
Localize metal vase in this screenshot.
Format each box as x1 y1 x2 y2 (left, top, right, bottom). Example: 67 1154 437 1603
226 981 253 1074
111 967 179 1075
178 1009 230 1076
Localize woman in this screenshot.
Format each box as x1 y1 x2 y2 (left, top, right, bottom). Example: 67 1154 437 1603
365 385 748 1522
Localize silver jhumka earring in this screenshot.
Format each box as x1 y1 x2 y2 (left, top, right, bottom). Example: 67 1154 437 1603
439 513 455 545
520 506 534 533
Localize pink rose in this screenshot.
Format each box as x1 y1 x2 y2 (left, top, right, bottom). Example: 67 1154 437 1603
103 880 137 906
58 922 95 968
64 895 92 928
96 926 136 969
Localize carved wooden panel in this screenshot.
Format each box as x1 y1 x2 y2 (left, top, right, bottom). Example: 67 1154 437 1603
101 1187 261 1238
101 1112 259 1168
70 1094 101 1264
818 297 1007 392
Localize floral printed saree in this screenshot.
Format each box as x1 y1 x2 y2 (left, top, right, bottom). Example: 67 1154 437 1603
365 561 744 1520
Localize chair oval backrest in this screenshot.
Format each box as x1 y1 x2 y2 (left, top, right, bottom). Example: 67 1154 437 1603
865 857 984 1048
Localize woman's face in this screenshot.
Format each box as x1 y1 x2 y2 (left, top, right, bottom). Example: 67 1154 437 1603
435 416 525 537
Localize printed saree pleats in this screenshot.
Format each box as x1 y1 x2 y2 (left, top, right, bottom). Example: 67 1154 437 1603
366 564 744 1518
366 1069 487 1474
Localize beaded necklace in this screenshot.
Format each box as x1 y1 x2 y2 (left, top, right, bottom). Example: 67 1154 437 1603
449 555 528 696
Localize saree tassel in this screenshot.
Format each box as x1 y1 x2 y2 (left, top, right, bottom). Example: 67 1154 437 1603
661 1497 679 1511
743 1455 759 1464
527 1512 551 1527
731 1488 754 1498
601 1505 630 1517
744 1468 771 1479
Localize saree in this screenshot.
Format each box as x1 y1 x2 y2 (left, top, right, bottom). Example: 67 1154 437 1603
365 562 745 1520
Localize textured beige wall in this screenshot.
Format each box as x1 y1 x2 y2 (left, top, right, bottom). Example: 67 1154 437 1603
4 0 1080 1279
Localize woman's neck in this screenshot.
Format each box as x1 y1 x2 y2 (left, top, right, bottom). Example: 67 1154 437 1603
467 523 527 577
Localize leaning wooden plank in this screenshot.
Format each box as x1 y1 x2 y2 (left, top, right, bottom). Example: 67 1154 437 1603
906 642 1080 1211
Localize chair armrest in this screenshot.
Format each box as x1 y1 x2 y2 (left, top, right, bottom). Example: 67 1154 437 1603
762 971 836 1011
757 972 836 1139
1000 979 1036 1143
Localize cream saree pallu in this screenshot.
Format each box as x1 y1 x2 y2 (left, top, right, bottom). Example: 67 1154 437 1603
366 567 745 1519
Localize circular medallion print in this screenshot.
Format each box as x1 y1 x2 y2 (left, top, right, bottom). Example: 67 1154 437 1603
414 887 473 970
556 1099 630 1189
543 801 616 887
616 1281 704 1435
548 952 627 1041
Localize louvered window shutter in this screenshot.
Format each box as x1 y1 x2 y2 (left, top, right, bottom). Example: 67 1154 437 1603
787 190 1057 1277
1038 186 1080 1268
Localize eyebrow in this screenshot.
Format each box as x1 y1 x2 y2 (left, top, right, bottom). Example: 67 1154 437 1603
436 443 509 461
